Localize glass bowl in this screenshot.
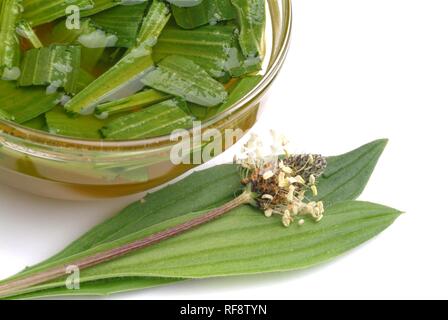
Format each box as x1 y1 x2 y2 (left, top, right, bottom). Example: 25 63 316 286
0 0 292 200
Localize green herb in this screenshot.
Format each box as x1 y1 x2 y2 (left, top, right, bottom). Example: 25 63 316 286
0 80 58 123
187 75 262 119
19 45 82 94
101 98 194 140
63 47 154 115
16 20 43 49
231 0 266 58
64 0 170 115
0 140 400 299
0 0 267 140
45 107 106 139
74 68 95 94
0 0 21 80
22 0 94 27
96 89 170 116
153 24 238 78
217 75 262 113
142 55 228 107
135 0 171 47
91 3 149 48
170 0 236 29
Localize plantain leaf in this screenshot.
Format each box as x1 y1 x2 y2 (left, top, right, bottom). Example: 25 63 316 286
45 107 108 139
153 24 238 78
19 45 82 94
64 0 170 115
314 139 388 205
100 98 195 140
2 140 394 299
170 0 236 29
90 3 149 48
231 0 265 58
7 201 401 299
142 55 228 107
0 80 59 123
0 0 21 80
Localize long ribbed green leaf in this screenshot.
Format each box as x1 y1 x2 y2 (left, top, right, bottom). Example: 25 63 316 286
187 75 262 120
1 140 393 299
12 140 387 269
65 0 170 115
0 0 21 80
142 55 228 107
16 20 43 49
22 0 94 26
18 45 82 94
0 80 58 123
7 201 401 299
63 48 154 115
96 89 170 116
45 107 108 139
135 0 171 47
153 24 238 78
231 0 265 58
314 139 389 205
217 75 262 113
91 3 149 48
170 0 236 29
101 98 194 140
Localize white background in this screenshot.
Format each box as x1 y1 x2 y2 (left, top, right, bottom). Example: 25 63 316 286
1 0 447 300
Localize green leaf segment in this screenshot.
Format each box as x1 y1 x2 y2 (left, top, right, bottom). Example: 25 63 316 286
18 45 82 94
0 0 21 80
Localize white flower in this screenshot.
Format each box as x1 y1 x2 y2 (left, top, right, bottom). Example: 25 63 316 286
263 171 274 180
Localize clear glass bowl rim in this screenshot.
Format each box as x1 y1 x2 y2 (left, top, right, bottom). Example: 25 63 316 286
0 0 292 151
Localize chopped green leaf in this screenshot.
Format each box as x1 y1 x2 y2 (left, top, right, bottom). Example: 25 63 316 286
74 68 95 94
142 55 228 107
0 0 21 80
18 45 82 94
16 20 43 49
90 3 149 48
64 46 154 115
0 80 58 123
153 24 238 78
96 89 170 116
135 0 171 47
101 98 194 140
231 0 265 58
65 0 170 115
217 75 262 113
170 0 236 29
45 107 106 139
